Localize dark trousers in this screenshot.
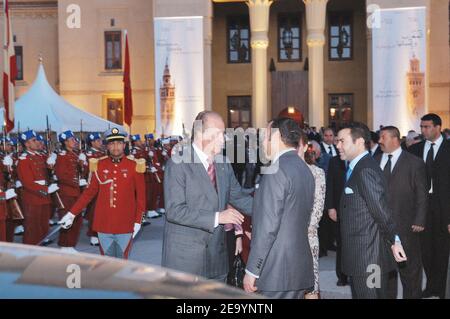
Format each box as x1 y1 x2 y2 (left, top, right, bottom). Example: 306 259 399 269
57 196 82 247
335 220 347 282
421 197 450 298
0 220 5 242
387 233 423 299
350 272 389 299
259 289 307 299
319 212 336 254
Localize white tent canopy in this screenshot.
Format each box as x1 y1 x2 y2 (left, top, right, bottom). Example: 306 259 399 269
1 62 123 134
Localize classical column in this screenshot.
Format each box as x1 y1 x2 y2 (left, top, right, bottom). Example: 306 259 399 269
303 0 328 128
247 0 273 129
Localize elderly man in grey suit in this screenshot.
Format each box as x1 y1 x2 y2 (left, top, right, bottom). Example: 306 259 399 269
162 111 253 281
243 118 315 299
336 122 407 299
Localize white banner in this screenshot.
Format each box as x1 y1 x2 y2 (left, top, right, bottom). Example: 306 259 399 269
154 16 204 137
372 7 427 135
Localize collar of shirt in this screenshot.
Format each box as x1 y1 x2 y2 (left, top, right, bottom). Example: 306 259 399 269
272 148 296 164
371 144 379 155
381 147 402 172
192 143 210 171
111 156 124 164
423 134 444 161
322 142 336 156
349 151 369 171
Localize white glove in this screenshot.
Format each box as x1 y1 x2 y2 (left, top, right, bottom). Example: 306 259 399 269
79 179 88 187
47 153 57 166
78 153 87 162
162 150 168 157
5 188 17 200
148 151 154 157
59 212 76 229
150 167 158 173
15 180 22 188
48 183 60 194
2 155 13 167
133 223 141 238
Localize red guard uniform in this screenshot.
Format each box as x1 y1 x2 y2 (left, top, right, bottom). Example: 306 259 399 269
17 151 52 245
85 147 106 238
146 147 164 212
69 155 146 257
54 150 86 247
0 165 8 242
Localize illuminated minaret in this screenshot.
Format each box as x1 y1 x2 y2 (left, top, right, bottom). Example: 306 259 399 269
406 54 425 116
160 59 176 132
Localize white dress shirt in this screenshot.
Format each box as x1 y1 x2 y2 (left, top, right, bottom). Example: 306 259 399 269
380 147 402 173
370 144 379 156
422 134 444 193
192 143 220 228
322 142 337 157
422 134 444 162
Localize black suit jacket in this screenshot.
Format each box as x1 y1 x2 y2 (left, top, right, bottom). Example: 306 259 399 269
408 137 450 229
320 143 338 158
374 151 428 235
325 156 346 212
340 154 397 276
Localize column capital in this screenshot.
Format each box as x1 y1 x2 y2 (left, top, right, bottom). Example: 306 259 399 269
303 0 329 32
247 0 273 33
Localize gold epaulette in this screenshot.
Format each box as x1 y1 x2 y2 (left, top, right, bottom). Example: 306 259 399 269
89 156 108 172
127 155 146 173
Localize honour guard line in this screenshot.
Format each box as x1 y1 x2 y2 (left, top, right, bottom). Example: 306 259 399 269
0 126 180 259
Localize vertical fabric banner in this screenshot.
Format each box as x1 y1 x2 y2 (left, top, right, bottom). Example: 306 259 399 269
372 7 427 135
154 16 204 137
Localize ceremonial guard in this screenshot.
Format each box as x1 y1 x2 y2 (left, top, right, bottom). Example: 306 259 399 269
131 134 159 220
17 130 60 245
85 132 105 246
54 131 88 252
59 128 146 259
145 135 165 215
3 137 24 242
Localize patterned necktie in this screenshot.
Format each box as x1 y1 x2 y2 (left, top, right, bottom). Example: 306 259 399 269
207 160 217 192
383 154 393 182
346 166 353 182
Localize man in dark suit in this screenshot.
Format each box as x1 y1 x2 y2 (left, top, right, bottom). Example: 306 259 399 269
369 131 383 157
376 126 428 299
408 113 450 299
243 118 315 299
320 127 339 158
325 155 348 286
336 122 407 299
162 111 253 281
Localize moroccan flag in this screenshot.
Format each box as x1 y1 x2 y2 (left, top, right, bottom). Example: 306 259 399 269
2 0 16 132
123 31 133 127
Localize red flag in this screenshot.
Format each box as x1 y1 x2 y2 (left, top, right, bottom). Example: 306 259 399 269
2 0 16 132
123 31 133 127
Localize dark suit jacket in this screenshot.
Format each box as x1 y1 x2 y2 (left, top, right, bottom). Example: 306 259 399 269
325 156 346 212
247 150 315 291
408 137 450 229
320 143 338 158
374 150 428 234
340 154 397 276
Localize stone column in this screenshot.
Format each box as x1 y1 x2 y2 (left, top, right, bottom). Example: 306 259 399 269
247 0 273 129
303 0 328 128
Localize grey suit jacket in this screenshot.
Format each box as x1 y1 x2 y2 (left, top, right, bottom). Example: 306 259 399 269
340 154 398 277
246 150 315 292
162 145 253 279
